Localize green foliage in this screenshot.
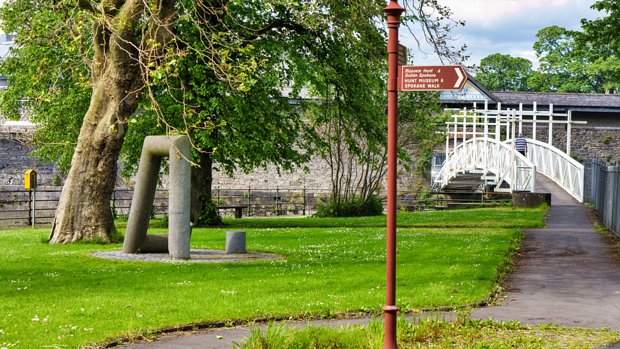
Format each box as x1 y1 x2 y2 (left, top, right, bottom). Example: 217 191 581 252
581 0 620 58
579 1 620 93
0 1 92 173
294 2 390 208
315 195 384 218
476 53 534 91
399 93 446 180
528 26 598 93
196 200 223 227
303 1 452 207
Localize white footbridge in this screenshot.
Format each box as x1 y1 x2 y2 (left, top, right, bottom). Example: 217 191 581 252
432 102 586 202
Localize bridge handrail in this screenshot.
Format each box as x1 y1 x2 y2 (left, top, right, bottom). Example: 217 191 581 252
506 138 584 202
433 138 536 192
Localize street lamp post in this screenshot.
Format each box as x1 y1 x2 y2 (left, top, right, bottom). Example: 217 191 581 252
383 1 404 348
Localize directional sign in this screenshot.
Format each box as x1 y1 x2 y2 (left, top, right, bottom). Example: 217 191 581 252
399 65 467 91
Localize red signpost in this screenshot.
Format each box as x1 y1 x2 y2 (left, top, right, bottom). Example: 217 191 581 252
384 3 468 348
400 65 467 91
383 1 403 348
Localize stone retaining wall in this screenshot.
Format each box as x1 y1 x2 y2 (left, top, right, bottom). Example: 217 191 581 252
0 138 61 186
1 128 619 194
520 128 620 164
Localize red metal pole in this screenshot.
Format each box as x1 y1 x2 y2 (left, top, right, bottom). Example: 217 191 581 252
384 1 403 349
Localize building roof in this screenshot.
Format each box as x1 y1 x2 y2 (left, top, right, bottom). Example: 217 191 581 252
440 73 620 113
492 91 620 109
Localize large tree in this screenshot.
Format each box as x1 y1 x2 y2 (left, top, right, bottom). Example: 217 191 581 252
579 0 620 93
475 53 533 91
528 25 620 93
0 0 327 242
0 0 465 241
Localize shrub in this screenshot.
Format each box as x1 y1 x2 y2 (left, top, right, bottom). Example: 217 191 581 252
315 194 384 217
196 200 223 226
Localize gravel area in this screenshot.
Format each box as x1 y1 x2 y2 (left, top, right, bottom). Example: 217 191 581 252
91 249 282 263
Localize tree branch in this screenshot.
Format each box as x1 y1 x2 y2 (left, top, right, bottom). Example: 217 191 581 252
144 0 176 48
77 0 96 13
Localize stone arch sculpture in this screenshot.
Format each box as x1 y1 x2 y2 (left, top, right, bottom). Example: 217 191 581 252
123 135 191 259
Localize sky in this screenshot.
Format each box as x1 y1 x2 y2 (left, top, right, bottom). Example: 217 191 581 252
0 1 603 69
401 0 601 69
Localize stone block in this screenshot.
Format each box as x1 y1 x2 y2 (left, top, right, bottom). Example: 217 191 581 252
512 192 552 208
226 230 246 254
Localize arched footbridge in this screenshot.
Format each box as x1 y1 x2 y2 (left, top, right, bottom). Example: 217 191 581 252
432 137 584 202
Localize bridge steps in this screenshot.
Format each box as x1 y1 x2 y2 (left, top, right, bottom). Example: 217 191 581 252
443 172 485 192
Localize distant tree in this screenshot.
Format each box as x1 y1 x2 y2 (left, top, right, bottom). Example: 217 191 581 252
579 0 620 93
528 26 591 92
581 0 620 54
475 53 534 91
528 25 620 93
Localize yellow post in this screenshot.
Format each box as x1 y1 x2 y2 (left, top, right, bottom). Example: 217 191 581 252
24 169 37 227
24 169 37 190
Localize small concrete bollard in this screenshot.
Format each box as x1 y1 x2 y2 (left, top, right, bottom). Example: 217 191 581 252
226 230 246 254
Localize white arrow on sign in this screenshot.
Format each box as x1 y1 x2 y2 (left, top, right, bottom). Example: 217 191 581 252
454 67 465 88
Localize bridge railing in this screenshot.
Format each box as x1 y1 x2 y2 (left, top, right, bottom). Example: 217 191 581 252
433 138 536 192
584 160 620 238
514 138 584 202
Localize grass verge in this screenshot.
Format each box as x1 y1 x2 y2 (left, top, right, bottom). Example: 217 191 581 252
240 316 620 348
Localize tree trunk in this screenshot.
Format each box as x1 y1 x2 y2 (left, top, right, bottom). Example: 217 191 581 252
49 19 143 243
49 78 140 243
190 151 214 224
49 97 123 243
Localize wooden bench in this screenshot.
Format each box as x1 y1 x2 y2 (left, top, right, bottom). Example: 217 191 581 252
217 205 247 219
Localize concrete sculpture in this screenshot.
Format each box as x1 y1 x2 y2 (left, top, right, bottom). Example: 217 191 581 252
123 135 191 259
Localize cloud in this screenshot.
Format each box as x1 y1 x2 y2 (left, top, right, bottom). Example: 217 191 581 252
404 0 600 67
440 0 588 25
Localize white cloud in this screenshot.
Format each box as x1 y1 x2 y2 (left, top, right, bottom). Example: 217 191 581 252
402 0 600 67
441 0 578 24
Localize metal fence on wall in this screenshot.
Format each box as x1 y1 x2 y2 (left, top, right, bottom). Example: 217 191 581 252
0 187 170 227
0 186 61 227
584 160 620 238
0 185 512 228
0 186 336 227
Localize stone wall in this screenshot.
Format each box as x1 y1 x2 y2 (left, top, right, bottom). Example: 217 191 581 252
213 127 620 192
572 111 620 129
212 157 332 191
520 128 620 164
2 127 618 196
212 153 429 197
0 138 62 186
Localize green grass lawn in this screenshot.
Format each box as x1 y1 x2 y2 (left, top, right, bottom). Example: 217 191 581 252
218 206 546 229
0 208 546 348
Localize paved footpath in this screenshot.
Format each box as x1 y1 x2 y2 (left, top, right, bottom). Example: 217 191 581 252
472 175 620 330
118 175 620 348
